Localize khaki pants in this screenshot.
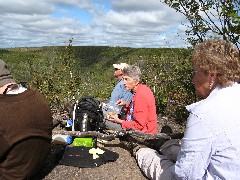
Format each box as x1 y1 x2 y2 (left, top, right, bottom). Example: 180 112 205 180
136 139 180 180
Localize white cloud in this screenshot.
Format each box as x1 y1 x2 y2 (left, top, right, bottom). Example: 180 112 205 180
0 0 190 48
111 0 168 12
0 0 54 15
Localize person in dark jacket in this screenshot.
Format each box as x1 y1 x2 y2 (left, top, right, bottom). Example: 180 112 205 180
0 59 53 179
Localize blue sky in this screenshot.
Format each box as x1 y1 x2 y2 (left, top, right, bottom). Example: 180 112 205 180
53 6 93 25
0 0 190 48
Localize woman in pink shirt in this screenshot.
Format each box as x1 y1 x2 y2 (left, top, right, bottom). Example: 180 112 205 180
108 65 158 134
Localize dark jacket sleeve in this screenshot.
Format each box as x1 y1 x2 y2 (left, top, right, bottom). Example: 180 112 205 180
0 135 9 160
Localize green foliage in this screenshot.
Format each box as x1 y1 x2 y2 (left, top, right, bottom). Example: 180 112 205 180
162 0 240 49
0 45 195 124
135 48 196 121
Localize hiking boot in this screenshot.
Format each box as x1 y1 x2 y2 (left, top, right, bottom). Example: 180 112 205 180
120 140 146 157
143 126 173 152
119 135 146 157
160 125 173 133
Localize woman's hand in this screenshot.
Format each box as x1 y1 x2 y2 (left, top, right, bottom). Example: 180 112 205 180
107 112 123 124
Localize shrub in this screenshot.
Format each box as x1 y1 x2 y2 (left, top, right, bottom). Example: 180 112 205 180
0 44 195 123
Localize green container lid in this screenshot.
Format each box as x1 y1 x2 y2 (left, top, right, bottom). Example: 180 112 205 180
72 137 94 147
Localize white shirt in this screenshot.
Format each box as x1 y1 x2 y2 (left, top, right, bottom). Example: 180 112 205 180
136 83 240 180
174 83 240 179
7 85 27 94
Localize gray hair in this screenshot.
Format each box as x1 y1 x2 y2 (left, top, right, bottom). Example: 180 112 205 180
122 65 141 81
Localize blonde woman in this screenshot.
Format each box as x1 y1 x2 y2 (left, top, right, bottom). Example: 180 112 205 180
135 39 240 179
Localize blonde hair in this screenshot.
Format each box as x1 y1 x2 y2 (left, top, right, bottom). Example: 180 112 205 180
192 39 240 87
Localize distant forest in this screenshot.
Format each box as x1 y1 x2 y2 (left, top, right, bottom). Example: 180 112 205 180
0 45 195 122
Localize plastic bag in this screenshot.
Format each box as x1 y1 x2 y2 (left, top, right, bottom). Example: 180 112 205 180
102 101 121 119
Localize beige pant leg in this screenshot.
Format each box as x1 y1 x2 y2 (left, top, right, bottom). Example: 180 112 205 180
136 148 176 180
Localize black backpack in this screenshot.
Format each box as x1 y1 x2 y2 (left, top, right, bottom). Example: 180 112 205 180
71 96 104 132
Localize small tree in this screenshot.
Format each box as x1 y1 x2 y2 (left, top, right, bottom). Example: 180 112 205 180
161 0 240 49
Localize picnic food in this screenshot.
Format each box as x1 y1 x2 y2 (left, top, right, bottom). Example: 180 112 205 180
106 112 116 119
89 147 105 159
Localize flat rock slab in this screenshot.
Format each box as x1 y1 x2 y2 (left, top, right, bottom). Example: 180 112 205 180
41 138 147 180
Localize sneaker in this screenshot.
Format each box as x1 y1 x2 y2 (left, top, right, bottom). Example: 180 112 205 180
119 135 146 157
160 125 173 134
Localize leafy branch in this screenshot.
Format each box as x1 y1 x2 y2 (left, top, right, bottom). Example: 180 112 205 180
162 0 240 48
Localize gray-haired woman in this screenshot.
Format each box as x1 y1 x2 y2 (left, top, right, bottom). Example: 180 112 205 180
107 65 158 134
